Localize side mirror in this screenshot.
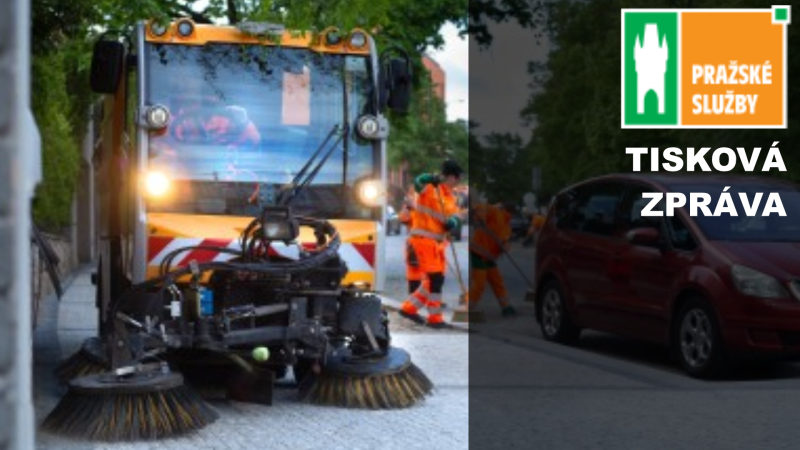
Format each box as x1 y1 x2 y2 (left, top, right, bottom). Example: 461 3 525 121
90 38 126 94
626 227 661 247
379 48 412 114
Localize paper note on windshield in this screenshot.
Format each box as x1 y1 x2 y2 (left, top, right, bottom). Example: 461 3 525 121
282 66 311 126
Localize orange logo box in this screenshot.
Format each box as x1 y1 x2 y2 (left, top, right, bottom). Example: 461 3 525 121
682 11 785 127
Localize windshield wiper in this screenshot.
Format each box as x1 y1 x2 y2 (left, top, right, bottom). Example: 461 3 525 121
277 124 345 207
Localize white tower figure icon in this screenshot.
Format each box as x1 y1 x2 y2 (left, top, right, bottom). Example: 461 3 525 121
633 24 669 114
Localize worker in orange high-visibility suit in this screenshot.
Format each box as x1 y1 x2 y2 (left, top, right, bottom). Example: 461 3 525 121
399 160 463 328
469 197 517 317
401 191 449 300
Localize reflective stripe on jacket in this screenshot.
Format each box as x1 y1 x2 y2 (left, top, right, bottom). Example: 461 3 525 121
409 182 460 240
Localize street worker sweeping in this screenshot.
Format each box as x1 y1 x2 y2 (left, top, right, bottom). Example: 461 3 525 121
401 189 448 298
469 194 517 317
399 160 463 328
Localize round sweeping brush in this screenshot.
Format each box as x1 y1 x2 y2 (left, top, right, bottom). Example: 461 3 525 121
42 368 219 441
53 337 109 385
299 346 433 409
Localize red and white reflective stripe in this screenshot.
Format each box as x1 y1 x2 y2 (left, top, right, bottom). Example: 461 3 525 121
148 237 375 271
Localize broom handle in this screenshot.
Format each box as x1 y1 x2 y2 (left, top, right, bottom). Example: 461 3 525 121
434 184 468 295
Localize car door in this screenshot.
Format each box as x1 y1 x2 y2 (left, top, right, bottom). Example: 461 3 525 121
557 181 627 327
611 183 696 343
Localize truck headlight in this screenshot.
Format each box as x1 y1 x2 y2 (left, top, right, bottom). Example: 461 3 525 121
356 179 383 207
349 31 367 48
144 171 171 198
731 264 789 299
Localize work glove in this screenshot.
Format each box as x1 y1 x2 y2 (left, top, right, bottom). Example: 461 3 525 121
414 173 440 193
445 216 462 231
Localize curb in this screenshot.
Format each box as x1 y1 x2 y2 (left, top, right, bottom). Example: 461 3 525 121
378 295 470 332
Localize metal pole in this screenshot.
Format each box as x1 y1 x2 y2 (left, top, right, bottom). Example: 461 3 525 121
0 0 36 448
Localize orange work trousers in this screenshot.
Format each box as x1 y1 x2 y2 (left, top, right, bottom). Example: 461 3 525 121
469 266 508 304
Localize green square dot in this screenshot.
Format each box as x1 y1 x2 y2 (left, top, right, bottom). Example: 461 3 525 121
775 8 788 22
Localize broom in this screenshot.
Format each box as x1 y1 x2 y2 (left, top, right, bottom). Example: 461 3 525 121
53 337 110 385
299 346 433 409
433 184 478 323
42 362 219 441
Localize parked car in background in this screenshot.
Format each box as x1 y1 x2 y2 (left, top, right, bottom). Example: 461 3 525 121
386 205 402 235
535 173 800 378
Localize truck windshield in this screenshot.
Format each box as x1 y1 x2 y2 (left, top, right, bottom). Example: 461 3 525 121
144 43 377 219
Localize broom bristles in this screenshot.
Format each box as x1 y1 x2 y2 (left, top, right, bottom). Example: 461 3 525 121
53 348 109 385
300 362 433 409
42 383 218 441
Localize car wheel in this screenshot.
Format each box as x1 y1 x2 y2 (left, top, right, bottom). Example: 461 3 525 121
672 298 728 379
538 280 580 344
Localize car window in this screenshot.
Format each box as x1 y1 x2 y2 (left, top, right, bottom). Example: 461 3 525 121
619 183 664 234
555 182 625 236
667 216 697 251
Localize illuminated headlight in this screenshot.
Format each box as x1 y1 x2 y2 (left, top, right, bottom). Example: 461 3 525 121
177 20 195 37
356 179 383 207
356 115 380 139
144 171 171 198
349 31 367 48
150 21 168 37
145 104 170 129
731 264 789 299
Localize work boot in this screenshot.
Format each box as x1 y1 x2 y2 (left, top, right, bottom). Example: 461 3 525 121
501 305 517 317
426 316 450 329
399 303 425 324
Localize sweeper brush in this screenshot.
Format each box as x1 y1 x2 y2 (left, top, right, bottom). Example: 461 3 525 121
42 364 218 441
53 337 109 385
300 347 433 409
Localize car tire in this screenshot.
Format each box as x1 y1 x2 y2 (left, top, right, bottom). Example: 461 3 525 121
538 280 580 345
672 297 728 379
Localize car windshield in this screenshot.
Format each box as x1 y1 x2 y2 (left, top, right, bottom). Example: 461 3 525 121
144 43 377 218
668 182 800 242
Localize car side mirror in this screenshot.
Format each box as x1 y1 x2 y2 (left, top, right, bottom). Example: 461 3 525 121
626 227 661 247
90 37 127 94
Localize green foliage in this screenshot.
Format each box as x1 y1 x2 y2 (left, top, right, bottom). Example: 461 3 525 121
387 74 468 177
31 52 81 230
524 0 800 196
470 130 533 203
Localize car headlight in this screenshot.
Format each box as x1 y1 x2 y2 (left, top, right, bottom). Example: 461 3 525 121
356 179 383 207
731 264 789 299
144 171 171 198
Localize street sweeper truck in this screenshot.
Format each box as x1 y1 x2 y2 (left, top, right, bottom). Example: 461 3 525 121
44 18 432 442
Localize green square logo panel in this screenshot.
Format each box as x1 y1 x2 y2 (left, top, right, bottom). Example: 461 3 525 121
623 12 679 126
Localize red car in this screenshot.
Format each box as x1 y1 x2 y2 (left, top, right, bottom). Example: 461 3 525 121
534 174 800 378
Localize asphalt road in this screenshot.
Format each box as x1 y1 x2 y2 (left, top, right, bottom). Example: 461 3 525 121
468 239 800 449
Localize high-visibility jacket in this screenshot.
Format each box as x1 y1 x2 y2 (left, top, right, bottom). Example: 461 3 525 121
470 203 511 262
409 182 460 241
